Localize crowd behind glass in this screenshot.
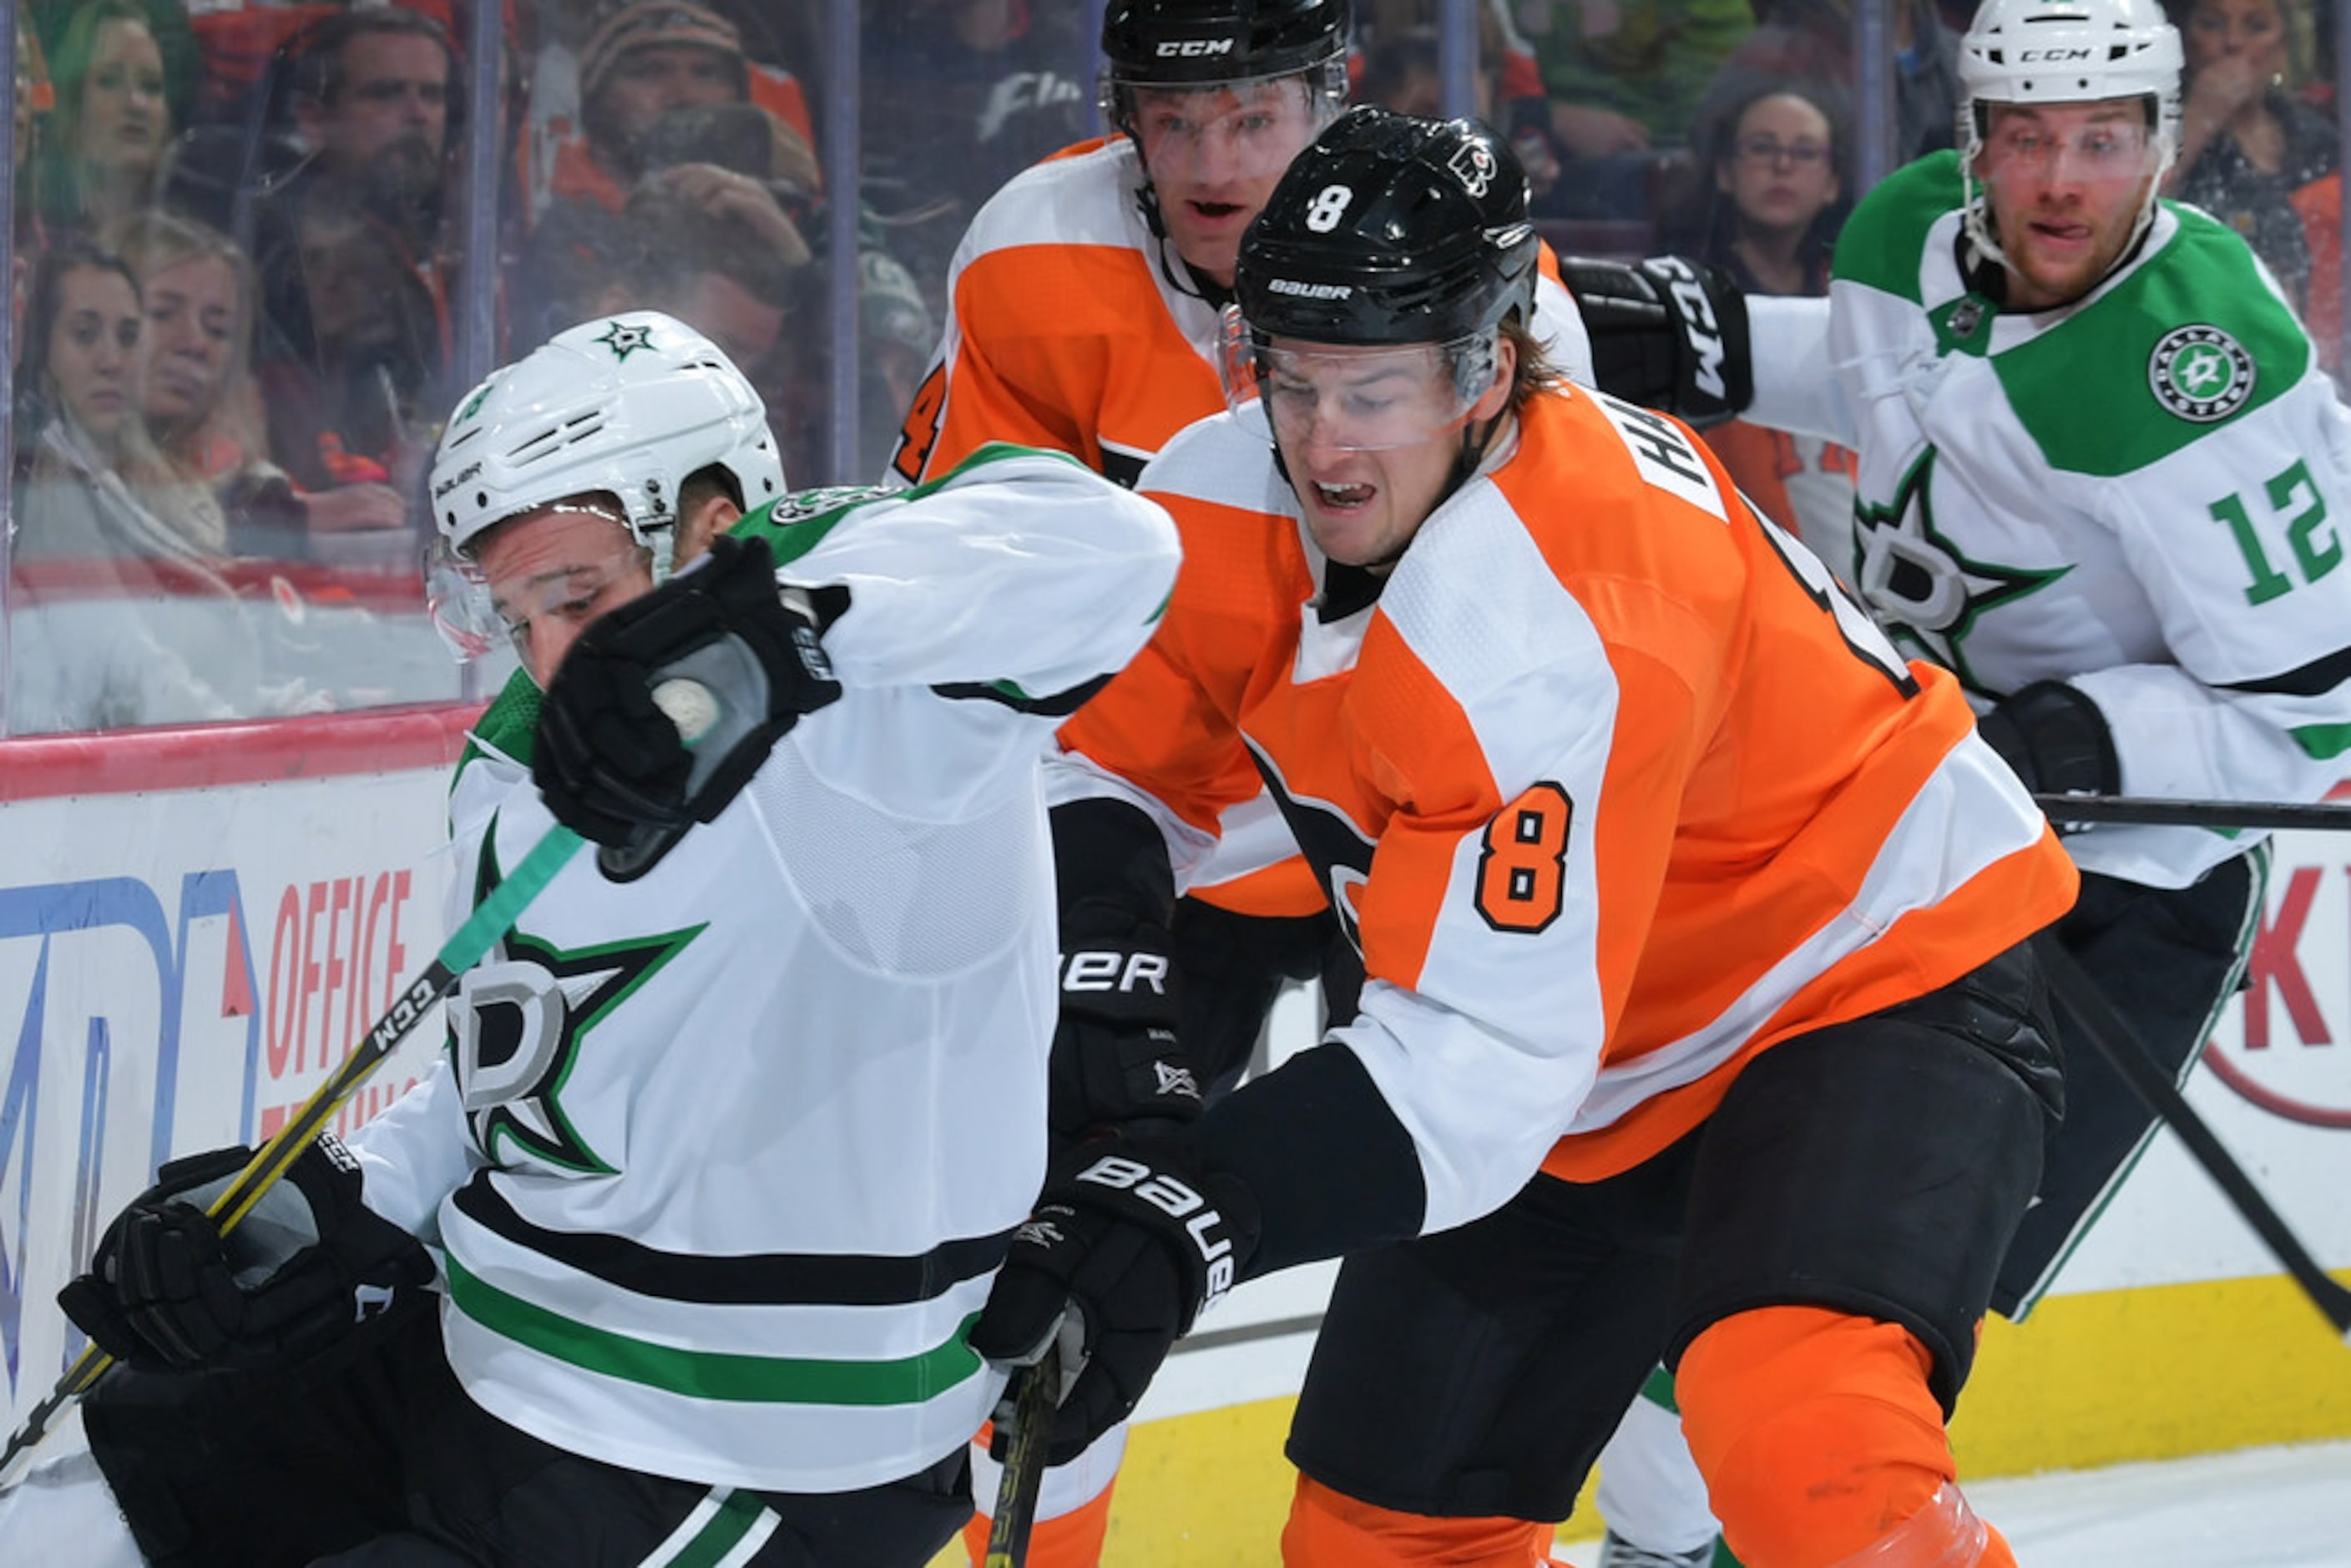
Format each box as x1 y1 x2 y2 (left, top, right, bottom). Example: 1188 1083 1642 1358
0 0 2339 736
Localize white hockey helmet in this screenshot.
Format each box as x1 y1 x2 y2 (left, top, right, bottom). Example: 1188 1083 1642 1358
428 311 785 564
1957 0 2183 272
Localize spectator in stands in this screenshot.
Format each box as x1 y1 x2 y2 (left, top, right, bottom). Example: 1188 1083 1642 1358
9 237 259 731
15 237 224 558
1708 0 1961 166
249 8 457 503
36 0 178 235
520 99 811 351
1686 76 1848 294
2165 0 2338 309
621 174 802 376
110 209 412 561
550 0 810 212
860 0 1095 318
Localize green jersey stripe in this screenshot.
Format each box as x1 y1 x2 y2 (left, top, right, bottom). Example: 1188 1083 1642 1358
447 1256 985 1405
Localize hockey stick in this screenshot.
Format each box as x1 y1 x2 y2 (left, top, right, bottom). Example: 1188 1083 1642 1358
2035 937 2351 1343
2033 792 2351 832
982 1342 1062 1568
0 820 588 1492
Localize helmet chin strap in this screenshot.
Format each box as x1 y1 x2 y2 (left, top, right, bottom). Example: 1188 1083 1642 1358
645 524 677 585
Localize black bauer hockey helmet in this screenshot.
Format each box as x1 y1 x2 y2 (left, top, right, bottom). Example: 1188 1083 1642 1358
1235 106 1540 348
1100 0 1351 93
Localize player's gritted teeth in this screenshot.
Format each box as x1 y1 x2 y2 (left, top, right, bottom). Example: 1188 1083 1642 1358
1313 480 1373 510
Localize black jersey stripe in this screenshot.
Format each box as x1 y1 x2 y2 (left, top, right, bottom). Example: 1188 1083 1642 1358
931 672 1114 716
2222 644 2351 698
451 1173 1013 1307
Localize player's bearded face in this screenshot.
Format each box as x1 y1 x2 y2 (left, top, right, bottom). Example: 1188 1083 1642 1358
1132 78 1322 287
1266 336 1516 569
1977 100 2161 310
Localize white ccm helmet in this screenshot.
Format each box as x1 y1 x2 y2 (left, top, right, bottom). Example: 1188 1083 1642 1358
1956 0 2184 273
425 311 786 660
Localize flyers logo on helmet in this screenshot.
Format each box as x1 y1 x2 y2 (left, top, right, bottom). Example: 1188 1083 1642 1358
1447 141 1495 198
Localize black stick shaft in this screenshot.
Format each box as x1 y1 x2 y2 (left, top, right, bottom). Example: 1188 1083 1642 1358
983 1344 1061 1568
2035 793 2351 831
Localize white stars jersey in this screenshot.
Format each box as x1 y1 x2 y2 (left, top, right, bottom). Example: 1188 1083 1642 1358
346 447 1179 1493
1779 151 2351 888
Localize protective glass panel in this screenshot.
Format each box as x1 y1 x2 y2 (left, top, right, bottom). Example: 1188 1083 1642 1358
8 0 484 734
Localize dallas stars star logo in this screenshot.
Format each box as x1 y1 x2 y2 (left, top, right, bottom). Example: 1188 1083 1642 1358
1849 448 2067 692
451 827 701 1172
595 319 654 361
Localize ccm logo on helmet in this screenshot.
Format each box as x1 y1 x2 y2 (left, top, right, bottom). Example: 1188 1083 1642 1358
1268 278 1353 299
1063 948 1171 995
1646 257 1728 401
2017 46 2095 61
1156 38 1235 56
1077 1154 1241 1305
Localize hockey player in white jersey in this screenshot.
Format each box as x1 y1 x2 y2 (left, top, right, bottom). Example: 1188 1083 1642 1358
1595 2 2351 1562
56 311 1180 1566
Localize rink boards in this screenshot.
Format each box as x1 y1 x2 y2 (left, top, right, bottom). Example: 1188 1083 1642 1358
0 713 2347 1562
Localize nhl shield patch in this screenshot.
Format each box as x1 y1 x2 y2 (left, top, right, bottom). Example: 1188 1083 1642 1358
2147 325 2254 422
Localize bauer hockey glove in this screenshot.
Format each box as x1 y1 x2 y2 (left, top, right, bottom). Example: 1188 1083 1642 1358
1049 917 1202 1147
59 1133 434 1372
534 532 846 849
1048 799 1204 1147
1558 254 1752 427
969 1141 1261 1466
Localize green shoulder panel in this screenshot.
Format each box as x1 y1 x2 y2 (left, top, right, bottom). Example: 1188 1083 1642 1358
457 666 542 777
735 442 1079 566
1831 150 1964 302
1994 205 2311 477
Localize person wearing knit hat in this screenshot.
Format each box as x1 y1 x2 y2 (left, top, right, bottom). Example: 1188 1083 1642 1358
579 1 751 188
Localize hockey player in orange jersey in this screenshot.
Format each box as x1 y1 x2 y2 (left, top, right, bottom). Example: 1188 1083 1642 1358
896 8 1601 1554
968 109 2081 1568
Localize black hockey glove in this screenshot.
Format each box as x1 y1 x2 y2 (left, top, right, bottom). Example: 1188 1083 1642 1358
1559 254 1753 427
1978 680 2120 815
58 1134 433 1372
533 533 846 852
1049 915 1202 1147
968 1141 1261 1466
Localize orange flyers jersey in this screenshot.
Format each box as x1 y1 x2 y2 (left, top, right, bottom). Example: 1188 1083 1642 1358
1054 386 2078 1232
890 136 1595 493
